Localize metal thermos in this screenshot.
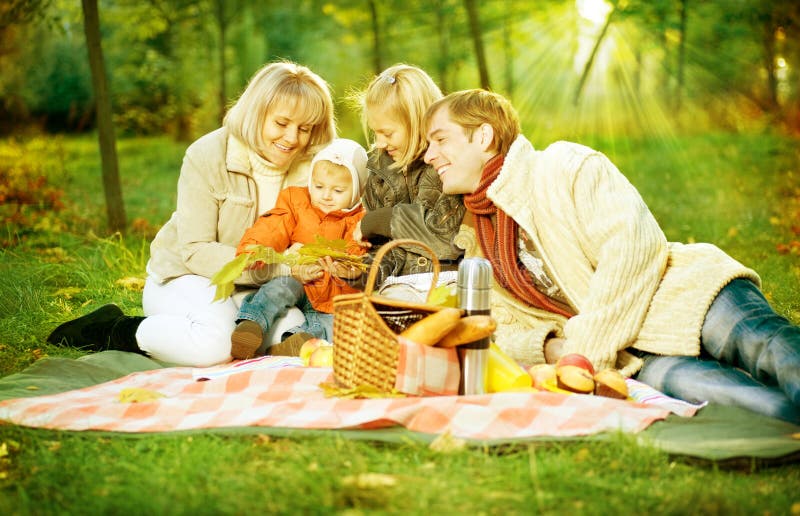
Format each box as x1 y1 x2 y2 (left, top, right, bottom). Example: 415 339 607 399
457 257 492 395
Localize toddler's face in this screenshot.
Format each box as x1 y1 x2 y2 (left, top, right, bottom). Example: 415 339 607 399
367 106 408 163
309 163 354 214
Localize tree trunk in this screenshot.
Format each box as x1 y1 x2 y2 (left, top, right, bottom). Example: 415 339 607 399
434 0 450 92
81 0 126 233
762 11 779 111
573 7 614 105
675 0 688 111
503 0 514 98
368 0 382 75
464 0 490 89
216 0 227 124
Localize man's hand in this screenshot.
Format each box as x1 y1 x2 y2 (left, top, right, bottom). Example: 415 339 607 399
544 337 567 364
291 263 323 284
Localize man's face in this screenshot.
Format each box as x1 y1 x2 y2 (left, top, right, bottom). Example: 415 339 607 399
424 107 487 195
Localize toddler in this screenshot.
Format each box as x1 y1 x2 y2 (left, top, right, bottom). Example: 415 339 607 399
231 138 368 359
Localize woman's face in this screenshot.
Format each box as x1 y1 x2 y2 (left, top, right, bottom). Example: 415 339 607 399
367 106 408 163
259 101 313 168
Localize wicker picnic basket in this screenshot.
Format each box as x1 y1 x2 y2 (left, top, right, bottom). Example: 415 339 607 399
332 239 451 392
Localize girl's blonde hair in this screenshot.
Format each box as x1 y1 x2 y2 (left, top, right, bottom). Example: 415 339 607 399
360 64 442 171
224 61 336 159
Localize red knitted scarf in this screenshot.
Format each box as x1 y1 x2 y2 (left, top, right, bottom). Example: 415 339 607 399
463 154 573 318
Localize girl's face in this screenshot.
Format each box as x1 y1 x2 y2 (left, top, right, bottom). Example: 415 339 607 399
367 106 408 163
309 163 354 214
259 100 313 168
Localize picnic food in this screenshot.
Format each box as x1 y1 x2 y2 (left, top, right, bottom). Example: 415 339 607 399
436 315 497 348
399 307 462 346
528 363 557 390
593 369 629 399
300 338 332 366
556 365 595 394
556 353 595 376
308 343 334 367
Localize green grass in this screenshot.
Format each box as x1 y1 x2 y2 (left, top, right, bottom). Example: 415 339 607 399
1 133 800 514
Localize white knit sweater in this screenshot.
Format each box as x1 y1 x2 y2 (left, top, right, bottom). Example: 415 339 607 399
454 136 759 376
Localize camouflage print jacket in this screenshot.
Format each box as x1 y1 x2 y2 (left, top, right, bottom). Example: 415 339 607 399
358 150 465 283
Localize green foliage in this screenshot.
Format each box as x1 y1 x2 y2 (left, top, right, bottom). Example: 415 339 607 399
0 137 67 245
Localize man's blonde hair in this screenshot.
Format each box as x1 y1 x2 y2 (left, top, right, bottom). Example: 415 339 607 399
360 64 442 171
425 89 521 157
224 61 336 158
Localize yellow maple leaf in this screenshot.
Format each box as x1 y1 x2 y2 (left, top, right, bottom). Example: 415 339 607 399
117 388 165 403
116 277 146 291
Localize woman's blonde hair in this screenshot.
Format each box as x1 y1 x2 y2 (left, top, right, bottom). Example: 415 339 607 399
359 64 442 171
224 61 336 159
425 89 520 157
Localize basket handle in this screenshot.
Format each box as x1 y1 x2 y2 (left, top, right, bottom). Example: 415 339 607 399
364 239 441 299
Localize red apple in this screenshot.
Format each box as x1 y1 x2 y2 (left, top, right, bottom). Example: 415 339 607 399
593 369 629 399
556 353 595 376
556 365 595 394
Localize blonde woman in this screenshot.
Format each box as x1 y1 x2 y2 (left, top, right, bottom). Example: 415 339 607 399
353 64 465 282
48 61 336 367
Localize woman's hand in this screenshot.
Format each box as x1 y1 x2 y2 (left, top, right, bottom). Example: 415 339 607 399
291 263 323 284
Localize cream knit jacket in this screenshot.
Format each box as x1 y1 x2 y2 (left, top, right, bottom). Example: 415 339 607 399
454 136 759 377
147 128 310 285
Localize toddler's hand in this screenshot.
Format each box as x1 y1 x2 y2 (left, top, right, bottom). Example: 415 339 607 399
319 256 362 280
291 263 323 283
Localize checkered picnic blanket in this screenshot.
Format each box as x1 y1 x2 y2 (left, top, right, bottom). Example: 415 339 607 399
0 361 672 438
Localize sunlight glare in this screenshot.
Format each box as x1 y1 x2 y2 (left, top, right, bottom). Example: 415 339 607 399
576 0 612 26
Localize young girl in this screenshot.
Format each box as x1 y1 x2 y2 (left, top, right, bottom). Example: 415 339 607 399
354 64 465 282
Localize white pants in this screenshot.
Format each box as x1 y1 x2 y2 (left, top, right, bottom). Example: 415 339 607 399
139 275 304 367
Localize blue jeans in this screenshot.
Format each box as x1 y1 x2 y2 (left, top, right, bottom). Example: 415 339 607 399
635 279 800 424
237 277 334 343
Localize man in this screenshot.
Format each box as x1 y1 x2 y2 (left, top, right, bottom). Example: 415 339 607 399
424 89 800 423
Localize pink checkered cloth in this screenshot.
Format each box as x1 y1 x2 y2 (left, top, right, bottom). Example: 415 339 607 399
395 336 460 396
0 364 671 438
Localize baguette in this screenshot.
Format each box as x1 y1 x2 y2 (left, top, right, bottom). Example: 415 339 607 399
436 315 497 348
399 307 462 346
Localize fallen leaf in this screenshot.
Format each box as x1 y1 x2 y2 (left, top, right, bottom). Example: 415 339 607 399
319 382 405 399
429 430 466 453
341 473 398 488
115 277 146 291
53 287 82 299
117 388 165 403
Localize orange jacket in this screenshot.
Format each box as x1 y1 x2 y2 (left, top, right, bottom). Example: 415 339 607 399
237 187 365 313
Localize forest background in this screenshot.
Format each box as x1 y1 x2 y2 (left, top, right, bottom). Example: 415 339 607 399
2 0 800 230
